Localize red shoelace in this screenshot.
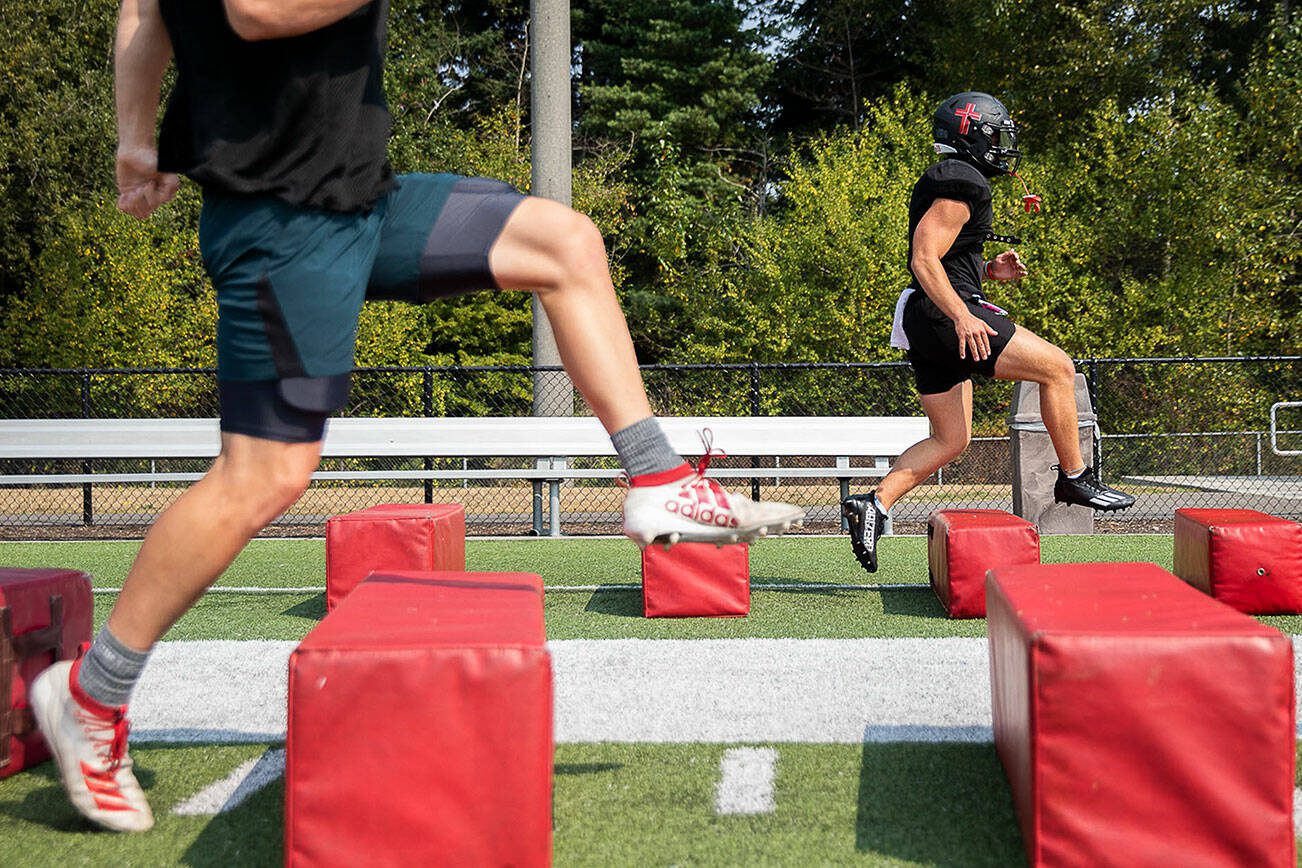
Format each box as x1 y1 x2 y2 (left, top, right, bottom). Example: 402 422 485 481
76 707 130 773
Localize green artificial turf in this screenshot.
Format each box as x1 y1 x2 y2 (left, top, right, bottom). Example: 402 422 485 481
11 534 1302 639
3 536 1300 866
0 532 1179 589
552 743 1026 867
0 742 280 867
5 742 1299 866
0 742 1021 867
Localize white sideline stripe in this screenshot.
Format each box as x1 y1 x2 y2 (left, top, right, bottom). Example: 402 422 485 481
128 639 1302 745
1295 788 1301 838
129 639 996 744
715 748 778 815
172 748 285 816
551 638 993 743
132 641 294 743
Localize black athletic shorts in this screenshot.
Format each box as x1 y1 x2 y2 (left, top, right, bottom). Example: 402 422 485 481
902 289 1017 395
200 173 525 442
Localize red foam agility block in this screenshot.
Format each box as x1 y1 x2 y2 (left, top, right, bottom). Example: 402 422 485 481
1173 508 1302 614
642 542 749 617
286 571 552 867
928 509 1039 618
325 504 466 610
0 568 93 779
987 562 1294 866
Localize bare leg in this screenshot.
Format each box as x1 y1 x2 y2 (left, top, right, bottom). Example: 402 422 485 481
875 382 973 510
489 198 653 434
107 433 321 650
993 328 1084 471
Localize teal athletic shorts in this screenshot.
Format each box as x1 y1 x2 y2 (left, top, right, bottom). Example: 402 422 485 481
198 173 524 442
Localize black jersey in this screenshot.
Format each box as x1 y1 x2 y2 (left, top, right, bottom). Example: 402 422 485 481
157 1 394 212
906 159 992 296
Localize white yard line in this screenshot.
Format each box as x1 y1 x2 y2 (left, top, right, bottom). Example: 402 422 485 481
129 638 1302 746
715 748 778 815
171 748 286 816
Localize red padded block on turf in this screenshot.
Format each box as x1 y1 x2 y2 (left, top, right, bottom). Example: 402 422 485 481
1174 508 1302 614
642 542 749 617
0 568 93 779
325 504 466 610
987 562 1294 866
928 509 1039 618
287 571 552 867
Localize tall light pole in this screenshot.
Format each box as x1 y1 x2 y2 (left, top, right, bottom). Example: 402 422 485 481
529 0 575 417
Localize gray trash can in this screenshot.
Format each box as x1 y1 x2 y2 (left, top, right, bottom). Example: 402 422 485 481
1008 374 1097 533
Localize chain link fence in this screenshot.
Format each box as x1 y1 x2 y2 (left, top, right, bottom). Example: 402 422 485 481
2 358 1299 538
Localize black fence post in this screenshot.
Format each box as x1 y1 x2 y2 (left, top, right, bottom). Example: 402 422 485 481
750 362 761 501
80 372 93 526
422 367 434 504
1085 359 1101 476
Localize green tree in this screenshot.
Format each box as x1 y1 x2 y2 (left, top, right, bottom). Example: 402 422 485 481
661 88 932 362
574 0 769 179
920 1 1286 147
0 1 119 299
1237 11 1301 353
762 0 938 137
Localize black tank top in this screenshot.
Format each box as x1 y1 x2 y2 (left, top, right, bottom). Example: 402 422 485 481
905 159 992 297
157 1 394 212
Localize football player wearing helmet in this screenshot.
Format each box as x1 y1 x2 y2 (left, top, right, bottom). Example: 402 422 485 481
843 92 1134 573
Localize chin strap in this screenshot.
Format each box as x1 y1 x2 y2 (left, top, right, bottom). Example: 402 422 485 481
1011 171 1042 212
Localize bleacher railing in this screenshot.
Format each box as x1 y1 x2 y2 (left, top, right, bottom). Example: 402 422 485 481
2 356 1299 536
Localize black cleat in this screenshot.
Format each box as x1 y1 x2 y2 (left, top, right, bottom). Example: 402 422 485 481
843 491 888 573
1053 466 1136 512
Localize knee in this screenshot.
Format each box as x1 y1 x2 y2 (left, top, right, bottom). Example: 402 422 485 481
540 212 608 291
263 462 314 515
1047 349 1076 387
935 430 971 464
216 450 317 530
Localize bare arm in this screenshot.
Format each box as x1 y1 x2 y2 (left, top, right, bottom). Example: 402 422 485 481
115 0 179 220
224 0 373 41
911 198 999 361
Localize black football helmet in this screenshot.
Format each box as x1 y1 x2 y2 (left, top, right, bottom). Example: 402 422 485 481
932 92 1021 177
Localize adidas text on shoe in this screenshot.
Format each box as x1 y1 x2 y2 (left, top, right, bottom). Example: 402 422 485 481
29 652 154 832
1053 465 1136 512
622 463 804 547
843 491 888 573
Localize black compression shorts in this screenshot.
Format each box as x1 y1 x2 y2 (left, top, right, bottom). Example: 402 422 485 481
902 290 1017 395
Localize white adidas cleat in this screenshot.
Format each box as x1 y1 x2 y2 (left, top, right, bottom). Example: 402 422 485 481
29 654 154 833
622 463 805 548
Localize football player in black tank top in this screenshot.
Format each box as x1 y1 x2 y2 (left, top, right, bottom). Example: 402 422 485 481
842 92 1135 574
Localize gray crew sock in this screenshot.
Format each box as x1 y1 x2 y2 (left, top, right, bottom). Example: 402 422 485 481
610 416 683 478
78 625 151 708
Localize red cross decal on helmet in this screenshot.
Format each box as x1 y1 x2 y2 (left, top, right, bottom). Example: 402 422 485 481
954 103 982 135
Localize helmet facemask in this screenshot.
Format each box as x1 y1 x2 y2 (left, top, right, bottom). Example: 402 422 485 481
980 120 1021 175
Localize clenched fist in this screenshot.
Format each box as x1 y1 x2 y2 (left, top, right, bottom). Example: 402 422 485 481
116 146 179 220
